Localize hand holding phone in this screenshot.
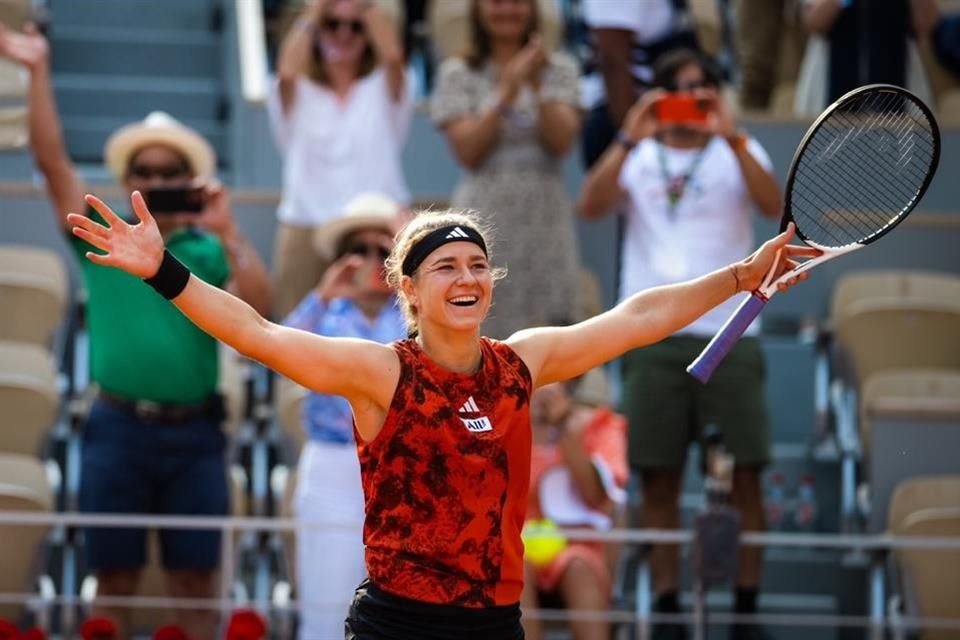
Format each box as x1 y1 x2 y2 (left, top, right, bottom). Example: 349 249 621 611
143 185 207 215
654 92 710 127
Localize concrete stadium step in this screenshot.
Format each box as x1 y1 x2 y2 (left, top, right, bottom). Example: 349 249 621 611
48 0 222 32
49 26 220 79
61 115 227 165
53 73 224 121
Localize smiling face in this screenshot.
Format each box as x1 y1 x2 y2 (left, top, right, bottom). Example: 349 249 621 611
476 0 535 45
316 0 369 67
401 242 494 334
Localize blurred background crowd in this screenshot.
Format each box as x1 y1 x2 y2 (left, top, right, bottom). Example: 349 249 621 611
0 0 958 639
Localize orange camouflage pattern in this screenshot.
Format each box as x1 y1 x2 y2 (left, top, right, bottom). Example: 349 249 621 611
356 338 533 607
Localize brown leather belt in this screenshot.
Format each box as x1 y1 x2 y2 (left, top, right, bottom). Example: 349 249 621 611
97 390 222 424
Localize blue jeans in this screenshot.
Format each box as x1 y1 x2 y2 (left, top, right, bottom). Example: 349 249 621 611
78 399 229 572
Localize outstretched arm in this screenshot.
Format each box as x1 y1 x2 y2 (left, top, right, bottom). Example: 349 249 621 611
0 22 84 226
509 224 820 386
67 192 397 406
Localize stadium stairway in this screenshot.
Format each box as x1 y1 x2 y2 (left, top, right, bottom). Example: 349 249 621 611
45 0 229 174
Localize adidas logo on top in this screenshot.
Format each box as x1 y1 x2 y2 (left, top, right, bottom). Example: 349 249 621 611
446 226 470 239
458 395 493 432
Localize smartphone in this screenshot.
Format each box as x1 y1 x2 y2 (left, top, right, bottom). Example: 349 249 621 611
655 93 710 126
144 185 206 215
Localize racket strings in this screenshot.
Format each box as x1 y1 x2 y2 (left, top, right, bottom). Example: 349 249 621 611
790 89 937 248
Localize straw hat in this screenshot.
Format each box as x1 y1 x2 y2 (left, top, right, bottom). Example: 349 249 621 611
103 111 216 181
313 193 401 258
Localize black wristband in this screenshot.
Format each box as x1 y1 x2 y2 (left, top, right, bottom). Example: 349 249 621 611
144 250 191 299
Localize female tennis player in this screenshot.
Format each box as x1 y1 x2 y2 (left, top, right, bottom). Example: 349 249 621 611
68 192 815 639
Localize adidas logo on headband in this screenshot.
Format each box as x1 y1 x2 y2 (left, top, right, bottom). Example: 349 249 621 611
445 227 470 239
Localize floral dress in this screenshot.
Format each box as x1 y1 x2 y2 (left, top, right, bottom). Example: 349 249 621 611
431 53 584 338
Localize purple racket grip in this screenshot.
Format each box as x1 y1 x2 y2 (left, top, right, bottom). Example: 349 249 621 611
687 293 768 383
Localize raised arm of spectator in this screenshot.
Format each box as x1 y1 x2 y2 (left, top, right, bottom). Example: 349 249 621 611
577 90 662 218
276 3 322 114
910 0 942 37
361 1 406 101
0 22 84 227
706 90 782 217
802 0 845 34
536 52 582 157
593 28 636 127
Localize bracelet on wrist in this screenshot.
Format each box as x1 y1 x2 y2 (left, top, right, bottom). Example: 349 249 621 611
728 265 742 293
616 130 637 152
144 250 191 299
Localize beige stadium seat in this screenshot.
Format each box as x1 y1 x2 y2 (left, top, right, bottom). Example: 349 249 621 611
0 452 55 626
428 0 561 62
861 369 960 450
831 271 960 387
0 245 69 346
0 340 59 456
275 377 308 463
889 476 960 640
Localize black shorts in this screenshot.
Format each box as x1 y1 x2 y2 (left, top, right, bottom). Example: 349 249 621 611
345 580 524 640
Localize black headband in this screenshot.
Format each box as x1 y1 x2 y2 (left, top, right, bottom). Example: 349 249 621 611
401 225 488 276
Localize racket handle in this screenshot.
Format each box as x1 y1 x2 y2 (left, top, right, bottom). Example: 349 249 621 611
687 293 767 384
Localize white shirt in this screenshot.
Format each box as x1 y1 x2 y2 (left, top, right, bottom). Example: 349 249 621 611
267 69 414 226
580 0 677 109
617 136 774 337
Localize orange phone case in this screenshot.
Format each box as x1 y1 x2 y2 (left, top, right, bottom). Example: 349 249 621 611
655 94 709 125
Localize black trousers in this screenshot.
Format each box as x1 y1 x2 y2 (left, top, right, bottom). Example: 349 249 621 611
345 580 524 640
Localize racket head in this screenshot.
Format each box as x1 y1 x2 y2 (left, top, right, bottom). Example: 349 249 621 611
782 84 941 248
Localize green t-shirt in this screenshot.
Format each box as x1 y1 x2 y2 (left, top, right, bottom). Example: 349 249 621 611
70 212 230 404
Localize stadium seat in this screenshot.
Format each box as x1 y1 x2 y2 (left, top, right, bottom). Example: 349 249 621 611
824 271 960 529
428 0 562 62
0 245 68 347
0 340 59 457
888 476 960 640
0 452 56 630
274 377 307 463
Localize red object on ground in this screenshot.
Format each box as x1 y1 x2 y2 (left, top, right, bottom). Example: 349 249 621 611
152 624 189 640
225 610 267 640
80 617 118 640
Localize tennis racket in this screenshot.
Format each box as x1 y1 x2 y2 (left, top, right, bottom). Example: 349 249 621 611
687 84 940 384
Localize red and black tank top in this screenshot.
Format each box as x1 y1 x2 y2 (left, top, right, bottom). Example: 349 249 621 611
355 337 533 607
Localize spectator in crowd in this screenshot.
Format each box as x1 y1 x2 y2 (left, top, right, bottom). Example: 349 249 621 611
520 378 627 640
797 0 940 110
430 0 584 339
579 0 698 168
734 0 802 111
0 22 271 640
578 48 782 640
269 0 414 316
281 193 406 640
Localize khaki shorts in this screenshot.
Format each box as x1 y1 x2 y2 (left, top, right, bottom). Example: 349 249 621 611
620 335 770 470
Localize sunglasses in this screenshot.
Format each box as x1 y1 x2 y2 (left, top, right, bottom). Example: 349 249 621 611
321 17 365 35
342 242 391 262
128 164 191 181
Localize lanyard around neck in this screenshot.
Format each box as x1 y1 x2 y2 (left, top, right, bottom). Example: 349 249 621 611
656 140 709 219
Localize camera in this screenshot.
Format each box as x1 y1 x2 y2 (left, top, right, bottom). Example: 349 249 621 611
144 185 207 215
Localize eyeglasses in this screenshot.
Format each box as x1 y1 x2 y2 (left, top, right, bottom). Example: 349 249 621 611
342 243 391 262
321 17 365 35
127 164 191 181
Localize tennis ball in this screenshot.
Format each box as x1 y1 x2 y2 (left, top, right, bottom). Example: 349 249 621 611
522 518 567 567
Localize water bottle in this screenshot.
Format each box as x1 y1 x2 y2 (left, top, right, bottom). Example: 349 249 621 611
764 471 787 531
793 474 818 532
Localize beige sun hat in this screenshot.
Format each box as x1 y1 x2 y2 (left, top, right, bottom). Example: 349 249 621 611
314 193 402 258
103 111 216 181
